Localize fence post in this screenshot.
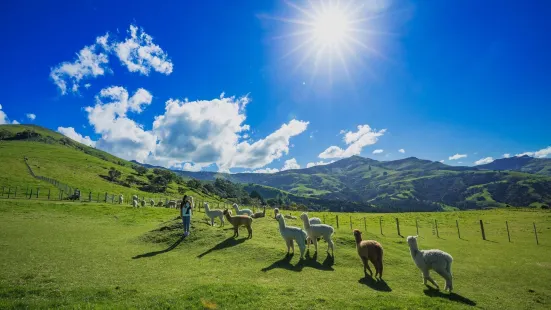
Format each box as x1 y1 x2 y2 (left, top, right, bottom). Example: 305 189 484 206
324 214 326 223
60 190 64 200
480 220 486 240
29 188 33 199
1 187 4 197
416 219 419 236
48 188 51 200
336 215 339 229
533 223 539 245
7 187 11 198
89 192 92 202
506 221 511 242
36 188 39 198
14 186 17 198
105 193 108 203
435 220 439 238
350 216 353 229
380 217 383 235
456 219 460 239
97 193 100 203
396 218 401 236
364 217 367 232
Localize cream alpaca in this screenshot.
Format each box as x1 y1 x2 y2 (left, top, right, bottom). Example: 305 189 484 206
407 235 453 292
232 203 253 216
300 213 335 256
204 202 224 226
276 213 307 259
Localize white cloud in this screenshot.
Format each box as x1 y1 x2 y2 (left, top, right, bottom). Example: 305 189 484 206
306 160 335 168
319 124 386 159
57 127 96 147
448 153 467 160
474 157 494 165
458 161 463 164
85 86 156 162
503 153 510 158
516 147 551 159
398 149 405 153
172 162 205 172
251 167 279 174
0 104 8 125
50 25 172 95
114 25 173 75
439 160 445 163
373 149 384 154
50 39 110 94
281 158 300 171
26 113 36 121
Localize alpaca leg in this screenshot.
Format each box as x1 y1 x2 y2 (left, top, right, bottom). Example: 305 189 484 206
362 257 372 277
423 271 440 289
324 236 334 256
290 239 295 254
285 239 291 254
220 215 224 227
234 226 239 238
298 239 306 259
377 257 384 279
247 225 252 239
312 237 319 253
434 267 453 292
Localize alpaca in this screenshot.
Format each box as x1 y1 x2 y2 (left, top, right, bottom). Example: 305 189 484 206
306 217 322 244
157 201 164 207
204 202 224 226
167 200 177 208
132 199 138 208
300 213 335 256
284 213 297 220
132 195 138 202
149 199 155 207
119 194 124 204
276 213 307 259
223 209 253 239
140 199 146 207
407 235 453 292
233 203 253 216
273 207 280 219
353 229 383 279
251 206 266 219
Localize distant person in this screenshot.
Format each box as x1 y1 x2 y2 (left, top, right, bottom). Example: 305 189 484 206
180 195 192 236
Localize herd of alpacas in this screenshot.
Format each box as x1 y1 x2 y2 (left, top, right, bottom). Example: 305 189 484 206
125 194 455 292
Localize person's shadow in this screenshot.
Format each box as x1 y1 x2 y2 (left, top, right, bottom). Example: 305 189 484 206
197 237 247 258
358 276 392 292
423 287 476 306
132 235 185 259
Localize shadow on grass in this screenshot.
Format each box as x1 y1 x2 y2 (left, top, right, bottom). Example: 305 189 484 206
423 287 476 306
132 235 185 259
197 237 247 258
358 276 392 292
261 250 334 272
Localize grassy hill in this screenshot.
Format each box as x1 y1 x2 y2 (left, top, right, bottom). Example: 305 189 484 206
477 155 551 176
0 124 224 203
1 200 550 309
179 156 551 212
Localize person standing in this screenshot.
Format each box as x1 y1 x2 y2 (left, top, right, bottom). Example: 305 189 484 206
181 195 192 236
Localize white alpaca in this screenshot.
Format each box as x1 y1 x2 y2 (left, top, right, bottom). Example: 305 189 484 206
300 213 335 256
132 195 138 202
132 199 138 208
276 214 307 259
407 236 454 292
149 199 155 207
167 200 177 208
204 202 224 226
233 203 253 216
118 194 124 205
309 217 322 224
284 213 297 220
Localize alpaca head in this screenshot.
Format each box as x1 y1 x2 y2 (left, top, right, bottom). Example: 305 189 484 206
407 235 418 248
223 209 231 215
353 229 362 238
275 213 283 222
300 212 308 221
204 202 209 209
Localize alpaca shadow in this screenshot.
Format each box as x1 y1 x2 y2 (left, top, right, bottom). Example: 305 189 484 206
260 251 334 272
197 237 247 258
485 240 498 243
423 287 476 306
132 236 185 259
261 253 298 272
358 276 392 292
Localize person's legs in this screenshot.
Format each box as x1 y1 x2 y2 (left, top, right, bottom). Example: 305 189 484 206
183 216 190 234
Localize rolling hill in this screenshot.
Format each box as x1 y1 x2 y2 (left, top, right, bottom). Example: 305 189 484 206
477 155 551 176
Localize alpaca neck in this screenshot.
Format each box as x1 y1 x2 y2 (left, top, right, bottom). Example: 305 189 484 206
409 243 419 257
224 212 233 223
278 217 286 230
354 234 362 245
302 217 310 229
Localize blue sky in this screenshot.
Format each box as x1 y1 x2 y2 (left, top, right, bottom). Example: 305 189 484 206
1 0 550 172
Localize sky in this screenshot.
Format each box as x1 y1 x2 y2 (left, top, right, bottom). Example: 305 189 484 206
1 0 550 173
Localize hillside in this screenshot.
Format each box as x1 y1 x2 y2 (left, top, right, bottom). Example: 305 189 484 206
0 124 224 203
178 156 551 212
477 155 551 176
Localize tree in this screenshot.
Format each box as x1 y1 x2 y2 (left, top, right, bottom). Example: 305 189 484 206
178 187 186 195
126 175 137 184
133 165 147 176
187 179 202 190
108 167 121 182
249 190 265 204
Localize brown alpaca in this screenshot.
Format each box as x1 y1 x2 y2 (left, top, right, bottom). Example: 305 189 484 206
353 229 383 279
223 209 253 239
251 206 266 219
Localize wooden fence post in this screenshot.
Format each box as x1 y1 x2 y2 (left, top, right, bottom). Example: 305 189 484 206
323 214 326 223
7 187 11 198
506 221 511 242
36 188 39 198
380 217 383 235
89 192 92 202
435 220 439 238
60 190 64 200
97 193 100 202
416 219 419 236
364 217 367 232
48 188 51 200
336 215 339 228
350 216 353 229
14 186 17 198
1 187 4 196
456 220 460 239
105 193 108 203
480 220 486 240
29 188 33 199
396 218 401 236
533 223 539 245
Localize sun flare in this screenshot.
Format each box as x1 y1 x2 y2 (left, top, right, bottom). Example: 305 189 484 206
312 6 351 47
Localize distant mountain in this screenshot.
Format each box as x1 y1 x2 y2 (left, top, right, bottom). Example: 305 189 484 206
176 155 551 211
477 155 551 176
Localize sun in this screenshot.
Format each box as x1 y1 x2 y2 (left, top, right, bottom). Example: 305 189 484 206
263 0 392 82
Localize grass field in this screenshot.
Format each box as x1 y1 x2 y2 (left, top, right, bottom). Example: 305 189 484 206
1 200 550 309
